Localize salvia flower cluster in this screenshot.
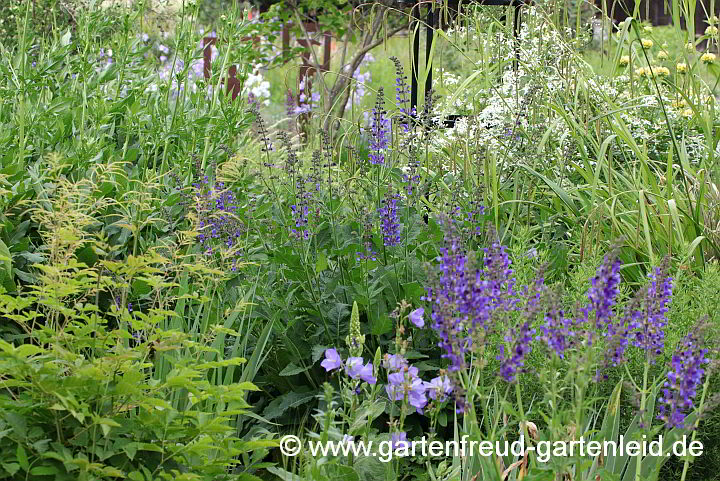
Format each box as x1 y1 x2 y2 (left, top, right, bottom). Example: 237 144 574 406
422 224 521 410
192 176 245 270
631 263 673 360
498 321 536 383
537 292 574 359
497 271 546 382
581 253 623 335
421 229 700 423
423 227 474 375
657 331 709 428
402 149 420 196
592 257 674 374
378 190 402 247
368 87 391 165
389 56 414 132
356 209 378 261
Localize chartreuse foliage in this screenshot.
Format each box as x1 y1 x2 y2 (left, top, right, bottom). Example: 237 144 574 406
0 166 275 480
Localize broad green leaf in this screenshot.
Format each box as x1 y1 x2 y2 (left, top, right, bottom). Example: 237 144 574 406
262 391 319 422
279 362 310 377
0 238 15 292
16 446 28 472
315 252 328 272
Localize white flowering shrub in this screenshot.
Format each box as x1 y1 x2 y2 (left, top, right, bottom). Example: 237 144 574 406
245 64 272 106
421 7 720 179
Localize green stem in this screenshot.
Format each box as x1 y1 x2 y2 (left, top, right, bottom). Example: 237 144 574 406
515 381 531 461
635 360 649 481
680 368 712 481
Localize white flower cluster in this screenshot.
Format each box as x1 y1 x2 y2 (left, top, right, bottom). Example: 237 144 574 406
244 65 271 106
430 8 575 159
419 6 720 173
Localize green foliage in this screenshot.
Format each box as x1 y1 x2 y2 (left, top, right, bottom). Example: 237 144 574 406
2 0 720 480
0 155 274 479
0 329 262 480
0 0 74 45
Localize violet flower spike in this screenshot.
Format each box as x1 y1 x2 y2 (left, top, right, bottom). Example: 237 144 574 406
368 87 390 165
581 254 622 334
632 264 672 360
390 56 411 131
424 227 474 373
596 304 639 380
498 321 535 383
378 191 401 247
538 298 573 359
656 332 709 429
483 239 517 314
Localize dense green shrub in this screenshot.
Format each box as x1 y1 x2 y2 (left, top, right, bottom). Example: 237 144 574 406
0 0 74 45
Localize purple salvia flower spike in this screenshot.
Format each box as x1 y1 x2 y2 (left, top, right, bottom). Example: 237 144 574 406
368 87 390 165
378 190 402 247
657 331 709 429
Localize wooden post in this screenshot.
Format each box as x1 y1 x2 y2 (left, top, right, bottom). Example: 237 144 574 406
323 31 331 72
203 37 242 101
282 19 334 108
282 23 290 59
297 37 320 95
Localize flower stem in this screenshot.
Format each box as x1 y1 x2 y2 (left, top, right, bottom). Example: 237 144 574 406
680 369 712 481
635 360 650 481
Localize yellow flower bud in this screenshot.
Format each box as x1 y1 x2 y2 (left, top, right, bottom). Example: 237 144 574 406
619 55 630 66
641 38 654 49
